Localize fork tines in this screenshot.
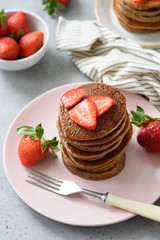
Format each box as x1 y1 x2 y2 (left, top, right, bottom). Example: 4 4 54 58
26 169 63 193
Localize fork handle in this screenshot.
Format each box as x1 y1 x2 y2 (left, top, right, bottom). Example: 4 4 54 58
105 193 160 222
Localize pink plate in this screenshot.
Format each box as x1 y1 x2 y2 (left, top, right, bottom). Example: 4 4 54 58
3 82 160 226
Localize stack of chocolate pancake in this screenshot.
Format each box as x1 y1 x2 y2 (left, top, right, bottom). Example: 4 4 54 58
57 83 132 180
113 0 160 33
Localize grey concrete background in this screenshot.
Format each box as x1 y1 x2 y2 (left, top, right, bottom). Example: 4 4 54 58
1 0 160 239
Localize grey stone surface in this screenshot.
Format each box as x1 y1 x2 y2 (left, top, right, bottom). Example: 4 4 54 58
0 0 160 239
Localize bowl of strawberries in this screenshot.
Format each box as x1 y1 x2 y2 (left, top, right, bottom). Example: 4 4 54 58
0 9 49 71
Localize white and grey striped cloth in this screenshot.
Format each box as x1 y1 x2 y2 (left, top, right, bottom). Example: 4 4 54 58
56 16 160 111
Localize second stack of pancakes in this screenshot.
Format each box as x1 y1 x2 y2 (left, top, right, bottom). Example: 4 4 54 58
57 83 132 180
113 0 160 33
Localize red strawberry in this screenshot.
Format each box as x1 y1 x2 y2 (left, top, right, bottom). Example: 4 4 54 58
0 10 8 37
18 135 49 166
61 88 86 108
0 36 19 60
133 0 143 3
137 121 160 153
7 11 30 38
130 106 160 153
17 124 59 166
57 0 69 4
87 95 114 116
19 31 44 58
68 98 97 130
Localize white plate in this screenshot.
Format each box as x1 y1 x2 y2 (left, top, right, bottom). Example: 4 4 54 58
94 0 160 48
3 82 160 226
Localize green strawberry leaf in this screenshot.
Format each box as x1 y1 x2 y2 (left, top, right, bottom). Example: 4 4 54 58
42 0 66 16
8 30 24 41
41 138 47 152
0 9 7 28
56 2 66 10
154 118 160 121
17 30 24 40
35 124 44 139
48 137 59 146
50 0 57 7
8 32 17 40
48 8 55 15
130 105 160 127
136 105 144 115
48 137 59 156
42 0 49 4
29 135 38 140
17 126 35 135
50 145 59 156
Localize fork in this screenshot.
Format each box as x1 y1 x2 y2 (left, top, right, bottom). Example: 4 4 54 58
26 169 160 222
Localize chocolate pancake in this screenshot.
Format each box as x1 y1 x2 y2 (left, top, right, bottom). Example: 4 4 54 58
60 125 132 172
117 0 160 22
61 137 123 161
113 0 160 32
117 18 157 33
71 136 122 152
119 0 160 17
62 152 126 180
61 125 132 163
61 142 125 172
60 144 119 172
59 83 126 141
57 112 130 147
59 117 130 154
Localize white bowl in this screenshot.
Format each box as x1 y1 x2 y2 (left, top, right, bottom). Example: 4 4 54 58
0 9 49 71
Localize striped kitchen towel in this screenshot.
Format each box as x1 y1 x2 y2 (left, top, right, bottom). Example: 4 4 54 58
56 16 160 111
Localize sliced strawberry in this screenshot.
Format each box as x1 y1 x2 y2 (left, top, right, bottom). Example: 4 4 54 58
68 98 97 130
132 0 143 3
87 95 114 116
61 88 86 108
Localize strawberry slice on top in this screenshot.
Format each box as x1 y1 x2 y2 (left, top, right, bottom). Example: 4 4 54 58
87 95 114 116
68 98 97 130
133 0 143 3
61 88 86 108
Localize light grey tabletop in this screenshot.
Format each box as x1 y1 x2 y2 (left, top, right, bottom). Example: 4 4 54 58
1 0 160 239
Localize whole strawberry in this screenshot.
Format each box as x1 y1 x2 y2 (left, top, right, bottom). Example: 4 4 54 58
7 11 30 39
130 106 160 153
19 31 44 58
0 10 8 37
0 36 19 60
17 124 59 166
